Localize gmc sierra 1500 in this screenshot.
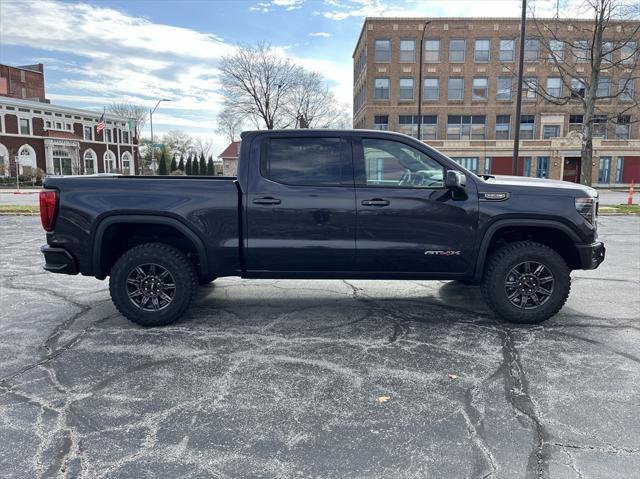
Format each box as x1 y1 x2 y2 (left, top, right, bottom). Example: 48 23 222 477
40 129 605 326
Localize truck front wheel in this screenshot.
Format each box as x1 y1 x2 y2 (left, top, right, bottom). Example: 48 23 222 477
109 243 197 327
481 241 570 324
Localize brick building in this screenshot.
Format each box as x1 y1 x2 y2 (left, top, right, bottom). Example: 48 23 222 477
0 63 47 102
352 17 640 185
0 96 138 177
218 141 240 176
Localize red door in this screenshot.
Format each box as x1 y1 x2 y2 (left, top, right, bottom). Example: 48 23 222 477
563 157 581 183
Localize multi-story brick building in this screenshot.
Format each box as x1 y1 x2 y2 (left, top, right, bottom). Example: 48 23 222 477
0 96 138 177
353 17 640 185
0 63 47 102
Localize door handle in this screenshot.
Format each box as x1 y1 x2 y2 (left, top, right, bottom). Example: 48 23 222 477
361 198 390 207
253 197 281 205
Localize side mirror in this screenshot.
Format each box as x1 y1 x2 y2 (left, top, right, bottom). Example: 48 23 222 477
445 170 466 189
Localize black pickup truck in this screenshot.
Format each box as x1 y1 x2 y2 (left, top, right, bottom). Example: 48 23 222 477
40 129 605 326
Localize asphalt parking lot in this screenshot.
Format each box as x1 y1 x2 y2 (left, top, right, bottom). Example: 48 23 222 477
0 216 638 478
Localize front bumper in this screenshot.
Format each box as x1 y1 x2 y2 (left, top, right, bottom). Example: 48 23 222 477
576 241 605 270
41 245 78 275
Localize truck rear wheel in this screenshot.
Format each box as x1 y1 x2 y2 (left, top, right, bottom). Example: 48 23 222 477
109 243 197 327
481 241 570 324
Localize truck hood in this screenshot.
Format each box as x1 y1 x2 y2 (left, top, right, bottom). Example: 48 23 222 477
484 175 598 197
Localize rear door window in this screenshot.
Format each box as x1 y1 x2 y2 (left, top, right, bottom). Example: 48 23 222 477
261 137 352 186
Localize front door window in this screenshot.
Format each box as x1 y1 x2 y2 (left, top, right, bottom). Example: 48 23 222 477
52 149 72 175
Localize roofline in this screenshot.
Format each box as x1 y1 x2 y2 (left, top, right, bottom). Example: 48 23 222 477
352 16 640 57
0 96 131 122
0 63 44 74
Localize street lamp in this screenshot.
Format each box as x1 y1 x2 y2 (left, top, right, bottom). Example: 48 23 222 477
149 98 171 175
416 20 432 141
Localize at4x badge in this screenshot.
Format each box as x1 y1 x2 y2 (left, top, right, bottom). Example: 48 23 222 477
424 250 461 256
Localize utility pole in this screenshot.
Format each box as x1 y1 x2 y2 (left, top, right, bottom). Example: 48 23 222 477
416 20 431 141
149 98 171 175
512 0 527 176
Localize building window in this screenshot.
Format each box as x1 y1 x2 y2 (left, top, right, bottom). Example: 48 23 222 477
65 123 72 131
446 115 486 140
570 78 586 99
601 42 613 63
374 39 391 62
374 115 389 130
374 78 390 100
546 77 562 98
622 41 637 65
619 78 635 101
449 39 466 62
424 39 440 63
499 39 515 61
536 157 550 178
569 114 583 132
615 157 624 183
495 115 511 140
542 125 561 139
452 157 479 174
615 115 631 139
84 126 93 141
400 39 416 62
448 78 464 100
549 40 565 62
19 118 30 135
421 115 438 141
598 157 612 183
472 78 488 100
524 39 540 61
522 157 532 177
593 115 608 138
399 78 414 100
398 115 419 137
520 115 535 140
484 157 492 174
423 78 439 101
523 77 538 100
45 120 52 129
496 77 512 100
83 150 96 174
104 150 116 173
52 149 72 175
17 145 37 174
474 39 490 62
573 40 589 63
597 77 611 97
122 130 130 144
121 152 133 175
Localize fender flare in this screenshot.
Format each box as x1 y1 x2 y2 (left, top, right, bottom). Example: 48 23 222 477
92 214 209 280
472 218 582 281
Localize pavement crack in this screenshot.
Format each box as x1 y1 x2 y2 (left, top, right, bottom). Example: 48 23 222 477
461 386 498 478
496 326 550 479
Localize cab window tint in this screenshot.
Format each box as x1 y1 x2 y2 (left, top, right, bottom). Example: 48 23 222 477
262 137 352 186
362 138 444 188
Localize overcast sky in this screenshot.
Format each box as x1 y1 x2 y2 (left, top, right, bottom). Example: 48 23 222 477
0 0 594 155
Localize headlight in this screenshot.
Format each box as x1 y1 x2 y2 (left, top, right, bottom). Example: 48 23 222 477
575 197 596 225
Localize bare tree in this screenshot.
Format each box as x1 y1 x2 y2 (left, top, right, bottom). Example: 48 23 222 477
107 102 148 140
162 130 193 158
193 136 214 158
216 107 245 143
219 42 301 129
528 0 639 185
284 70 343 128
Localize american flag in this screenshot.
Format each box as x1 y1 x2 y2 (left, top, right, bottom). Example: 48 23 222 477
96 113 105 133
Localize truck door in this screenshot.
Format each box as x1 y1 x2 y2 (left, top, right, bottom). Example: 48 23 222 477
353 136 478 275
246 135 356 273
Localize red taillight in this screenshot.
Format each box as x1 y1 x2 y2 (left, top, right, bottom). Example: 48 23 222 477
39 189 58 231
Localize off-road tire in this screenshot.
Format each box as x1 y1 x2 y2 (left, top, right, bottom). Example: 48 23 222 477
109 243 197 327
481 241 570 324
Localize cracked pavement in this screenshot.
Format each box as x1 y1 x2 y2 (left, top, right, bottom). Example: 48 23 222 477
0 216 639 479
